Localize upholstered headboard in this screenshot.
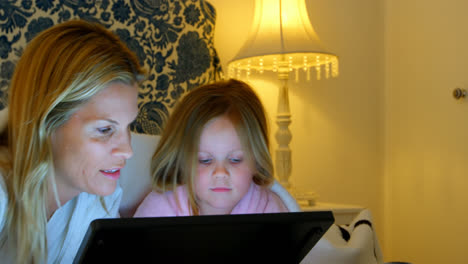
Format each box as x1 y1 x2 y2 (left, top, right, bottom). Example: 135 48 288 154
0 0 222 135
0 0 223 216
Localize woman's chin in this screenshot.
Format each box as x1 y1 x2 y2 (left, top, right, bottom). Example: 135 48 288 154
90 182 117 197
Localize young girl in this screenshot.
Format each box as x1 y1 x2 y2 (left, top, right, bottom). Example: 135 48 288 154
134 79 288 216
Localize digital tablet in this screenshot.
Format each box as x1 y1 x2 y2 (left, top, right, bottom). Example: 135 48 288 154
73 211 334 264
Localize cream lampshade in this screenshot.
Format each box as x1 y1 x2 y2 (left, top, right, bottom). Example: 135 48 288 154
228 0 339 206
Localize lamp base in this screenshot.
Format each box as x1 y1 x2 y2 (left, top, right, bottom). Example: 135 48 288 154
288 187 318 207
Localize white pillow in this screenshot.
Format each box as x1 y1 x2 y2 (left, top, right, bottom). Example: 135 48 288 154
119 132 160 217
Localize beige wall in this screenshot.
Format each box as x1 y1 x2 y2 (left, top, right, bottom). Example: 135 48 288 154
211 0 468 263
209 0 386 257
385 0 468 263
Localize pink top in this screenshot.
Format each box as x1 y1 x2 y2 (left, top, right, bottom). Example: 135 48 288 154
134 183 288 217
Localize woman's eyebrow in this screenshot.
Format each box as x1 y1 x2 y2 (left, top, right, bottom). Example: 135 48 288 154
98 118 119 125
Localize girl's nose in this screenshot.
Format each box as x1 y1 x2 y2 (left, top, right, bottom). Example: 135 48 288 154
213 163 229 178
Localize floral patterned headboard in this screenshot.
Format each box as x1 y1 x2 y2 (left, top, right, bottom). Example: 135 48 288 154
0 0 222 135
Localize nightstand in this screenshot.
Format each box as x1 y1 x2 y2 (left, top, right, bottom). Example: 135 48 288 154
301 202 364 225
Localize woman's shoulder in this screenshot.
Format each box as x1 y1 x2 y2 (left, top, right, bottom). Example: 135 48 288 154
0 168 6 194
0 168 8 232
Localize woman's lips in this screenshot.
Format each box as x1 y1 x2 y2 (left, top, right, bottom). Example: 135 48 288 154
100 169 121 180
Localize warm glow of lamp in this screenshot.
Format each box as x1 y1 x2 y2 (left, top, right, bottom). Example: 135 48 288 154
228 0 339 206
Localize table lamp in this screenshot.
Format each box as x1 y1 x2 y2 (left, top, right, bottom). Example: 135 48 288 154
227 0 339 206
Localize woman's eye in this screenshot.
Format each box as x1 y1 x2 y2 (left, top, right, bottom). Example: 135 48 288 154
97 127 113 135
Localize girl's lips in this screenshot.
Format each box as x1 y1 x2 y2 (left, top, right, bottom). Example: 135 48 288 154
100 169 121 180
210 187 232 192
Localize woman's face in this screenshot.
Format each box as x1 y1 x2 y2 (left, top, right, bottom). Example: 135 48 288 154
196 115 255 215
51 82 138 199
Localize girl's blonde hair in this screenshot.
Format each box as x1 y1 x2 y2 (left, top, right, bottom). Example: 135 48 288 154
1 20 145 263
151 79 274 215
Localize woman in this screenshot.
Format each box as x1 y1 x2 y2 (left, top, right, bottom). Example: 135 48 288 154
0 20 145 263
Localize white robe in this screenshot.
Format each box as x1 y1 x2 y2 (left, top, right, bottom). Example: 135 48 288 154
0 174 122 263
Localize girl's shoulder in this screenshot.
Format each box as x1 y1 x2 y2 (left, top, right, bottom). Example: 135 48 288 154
266 188 289 212
134 186 190 217
256 184 289 213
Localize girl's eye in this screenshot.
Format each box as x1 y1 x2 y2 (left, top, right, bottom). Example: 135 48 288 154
199 159 212 164
230 158 242 164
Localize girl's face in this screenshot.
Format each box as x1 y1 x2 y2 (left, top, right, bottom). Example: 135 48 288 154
196 115 255 215
51 82 138 200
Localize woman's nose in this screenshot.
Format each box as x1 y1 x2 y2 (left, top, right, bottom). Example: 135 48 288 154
112 130 133 159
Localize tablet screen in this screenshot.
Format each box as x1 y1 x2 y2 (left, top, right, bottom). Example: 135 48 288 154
73 211 334 264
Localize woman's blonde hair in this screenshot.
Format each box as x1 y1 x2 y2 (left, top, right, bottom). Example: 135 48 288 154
1 20 145 263
151 79 274 215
